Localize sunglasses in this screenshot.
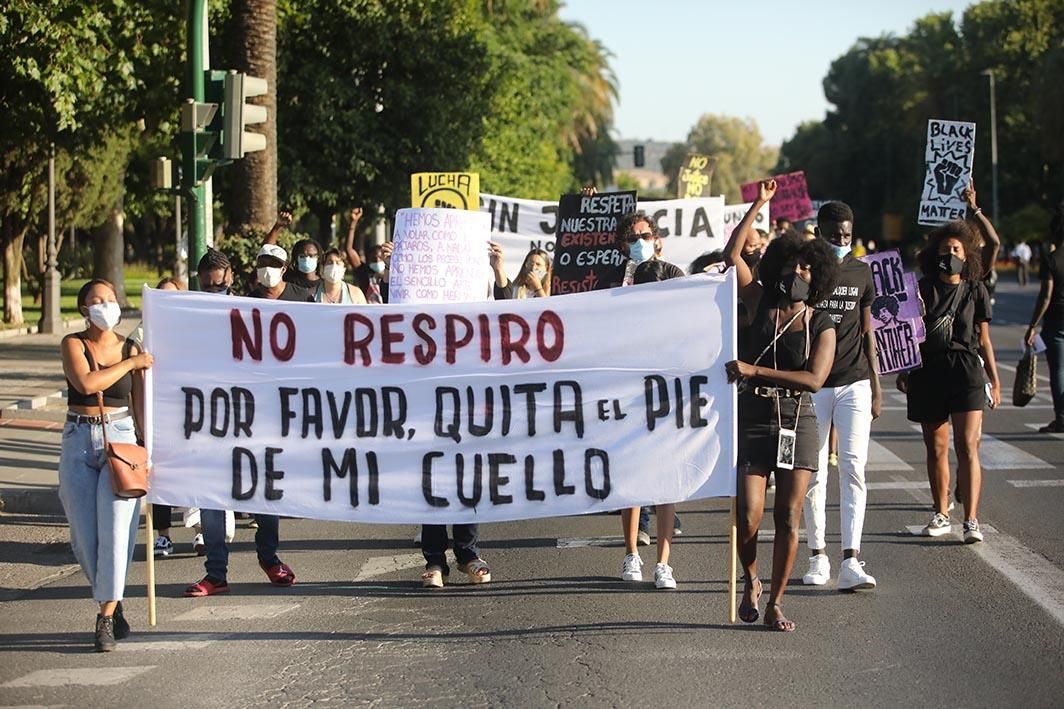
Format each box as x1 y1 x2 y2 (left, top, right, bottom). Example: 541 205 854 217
626 231 655 243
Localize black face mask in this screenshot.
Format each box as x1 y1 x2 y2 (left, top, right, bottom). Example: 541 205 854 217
778 273 811 303
938 253 965 276
742 251 761 269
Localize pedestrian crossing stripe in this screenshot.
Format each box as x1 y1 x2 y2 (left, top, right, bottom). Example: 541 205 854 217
172 603 299 622
2 667 154 687
1008 480 1064 488
866 440 914 472
907 425 1054 470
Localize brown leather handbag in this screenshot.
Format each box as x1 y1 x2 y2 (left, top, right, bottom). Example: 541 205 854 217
83 338 150 498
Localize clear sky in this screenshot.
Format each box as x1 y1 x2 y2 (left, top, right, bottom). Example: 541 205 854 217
558 0 974 147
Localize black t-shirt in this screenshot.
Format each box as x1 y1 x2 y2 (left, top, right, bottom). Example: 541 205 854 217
249 282 314 302
354 264 389 303
602 257 685 288
739 302 835 387
816 255 874 387
284 269 319 291
918 277 992 356
1040 246 1064 322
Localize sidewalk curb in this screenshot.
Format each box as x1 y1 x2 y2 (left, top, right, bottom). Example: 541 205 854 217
0 315 84 340
0 487 63 516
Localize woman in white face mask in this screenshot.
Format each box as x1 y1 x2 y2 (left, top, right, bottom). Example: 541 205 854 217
59 279 154 651
313 249 367 304
285 238 323 290
491 247 552 300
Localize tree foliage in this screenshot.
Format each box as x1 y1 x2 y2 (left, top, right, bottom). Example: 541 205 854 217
778 0 1064 245
663 115 778 203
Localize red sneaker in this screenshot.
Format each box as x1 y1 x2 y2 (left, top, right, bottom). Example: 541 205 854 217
260 560 296 587
184 576 230 597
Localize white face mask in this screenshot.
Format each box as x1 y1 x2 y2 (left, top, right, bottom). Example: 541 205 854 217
257 266 284 288
368 261 385 274
323 263 346 283
533 268 547 282
86 302 121 331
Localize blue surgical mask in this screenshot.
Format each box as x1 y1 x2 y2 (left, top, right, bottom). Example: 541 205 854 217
369 261 385 274
297 256 318 274
831 243 851 260
629 239 656 264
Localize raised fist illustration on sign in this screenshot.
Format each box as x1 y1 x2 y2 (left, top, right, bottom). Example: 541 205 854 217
933 159 963 196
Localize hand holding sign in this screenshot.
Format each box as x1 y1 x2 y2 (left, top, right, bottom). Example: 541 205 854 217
933 160 963 196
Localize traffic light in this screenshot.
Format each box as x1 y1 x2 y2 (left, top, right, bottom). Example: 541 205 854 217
633 144 645 168
222 71 268 159
180 94 221 186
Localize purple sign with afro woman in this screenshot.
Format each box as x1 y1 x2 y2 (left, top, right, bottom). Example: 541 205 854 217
861 250 924 374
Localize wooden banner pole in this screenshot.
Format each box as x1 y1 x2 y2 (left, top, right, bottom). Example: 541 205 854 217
729 497 737 623
144 502 157 627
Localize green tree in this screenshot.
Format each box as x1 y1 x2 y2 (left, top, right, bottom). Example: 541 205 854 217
665 115 778 203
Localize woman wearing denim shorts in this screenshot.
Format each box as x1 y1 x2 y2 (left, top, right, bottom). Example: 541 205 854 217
59 279 153 651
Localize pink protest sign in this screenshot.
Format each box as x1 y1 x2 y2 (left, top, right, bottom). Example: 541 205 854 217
861 250 923 374
740 171 813 223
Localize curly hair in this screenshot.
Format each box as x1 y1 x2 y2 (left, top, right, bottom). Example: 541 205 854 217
291 238 324 275
919 220 983 281
615 211 657 245
871 294 899 319
759 233 840 305
197 247 231 275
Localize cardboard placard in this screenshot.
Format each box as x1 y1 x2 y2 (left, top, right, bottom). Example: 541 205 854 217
677 153 716 199
388 208 491 304
411 172 480 210
740 171 813 223
551 191 636 294
861 250 924 373
918 119 976 226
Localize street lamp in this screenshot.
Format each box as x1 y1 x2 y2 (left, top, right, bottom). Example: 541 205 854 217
981 69 999 222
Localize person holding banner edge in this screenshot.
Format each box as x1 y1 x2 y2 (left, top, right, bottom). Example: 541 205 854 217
801 201 881 592
59 279 154 651
725 179 839 631
184 248 299 597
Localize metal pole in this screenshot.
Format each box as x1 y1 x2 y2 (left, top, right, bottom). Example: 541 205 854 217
985 70 999 222
39 143 61 333
185 0 208 290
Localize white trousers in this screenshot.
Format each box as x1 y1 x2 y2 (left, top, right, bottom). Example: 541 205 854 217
803 379 873 552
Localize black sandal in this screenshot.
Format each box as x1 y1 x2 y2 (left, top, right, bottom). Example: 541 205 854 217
738 576 762 623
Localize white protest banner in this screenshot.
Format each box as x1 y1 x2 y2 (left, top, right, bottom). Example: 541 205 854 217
388 208 491 304
481 193 726 277
919 119 976 226
142 274 737 525
722 202 772 241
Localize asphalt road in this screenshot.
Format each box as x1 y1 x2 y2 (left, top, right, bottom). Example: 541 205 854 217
1 281 1062 708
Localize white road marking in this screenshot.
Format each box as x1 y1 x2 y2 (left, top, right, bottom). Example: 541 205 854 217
353 553 425 581
2 667 154 687
996 360 1051 384
557 536 623 548
116 633 228 651
1024 423 1064 438
757 529 806 541
970 528 1064 627
866 440 914 472
172 603 299 622
867 481 928 490
1008 479 1064 488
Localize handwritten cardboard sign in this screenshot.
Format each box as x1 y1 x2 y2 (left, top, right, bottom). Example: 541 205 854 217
722 202 772 240
411 172 480 210
918 119 975 226
388 208 490 304
740 171 813 223
551 191 636 295
676 153 716 199
861 250 923 373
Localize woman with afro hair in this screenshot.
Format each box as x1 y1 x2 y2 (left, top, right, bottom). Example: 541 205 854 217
724 179 840 632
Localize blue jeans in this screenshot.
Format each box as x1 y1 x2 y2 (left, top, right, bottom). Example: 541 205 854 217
58 416 142 602
421 524 480 572
201 509 280 583
638 507 682 532
1045 319 1064 425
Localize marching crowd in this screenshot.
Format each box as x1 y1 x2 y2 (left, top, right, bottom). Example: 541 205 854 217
60 178 1064 650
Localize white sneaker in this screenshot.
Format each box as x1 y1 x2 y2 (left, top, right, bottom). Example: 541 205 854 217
837 558 877 591
963 519 983 544
621 553 643 581
153 536 173 557
654 563 677 589
802 554 830 585
923 512 952 537
413 530 422 546
192 533 205 556
636 529 651 546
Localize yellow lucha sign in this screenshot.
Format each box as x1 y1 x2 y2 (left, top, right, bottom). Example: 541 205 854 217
411 172 480 210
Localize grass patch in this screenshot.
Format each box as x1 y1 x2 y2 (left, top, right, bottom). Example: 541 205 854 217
6 264 160 330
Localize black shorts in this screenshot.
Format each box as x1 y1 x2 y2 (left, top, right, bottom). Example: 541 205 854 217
906 352 986 423
738 391 820 471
